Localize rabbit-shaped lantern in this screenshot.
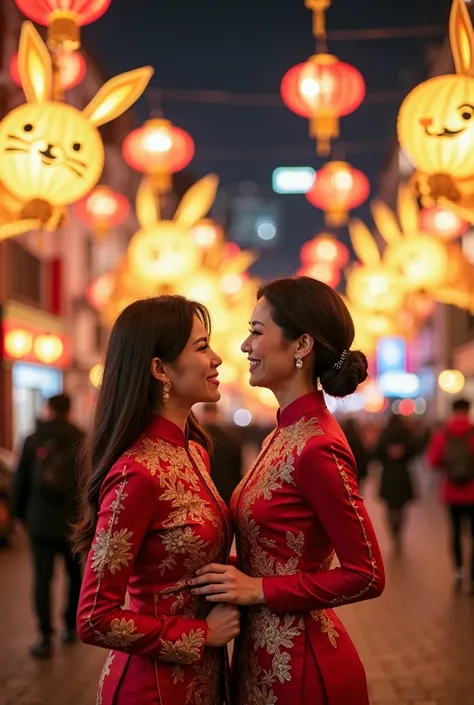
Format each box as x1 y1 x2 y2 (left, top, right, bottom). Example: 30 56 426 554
0 21 153 240
127 175 219 285
398 0 474 218
374 185 449 292
345 219 405 314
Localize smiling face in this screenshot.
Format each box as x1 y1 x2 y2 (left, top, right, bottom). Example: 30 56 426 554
398 74 474 178
0 102 104 206
241 297 301 390
163 315 222 406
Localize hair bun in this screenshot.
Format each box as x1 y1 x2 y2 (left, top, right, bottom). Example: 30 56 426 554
319 350 368 398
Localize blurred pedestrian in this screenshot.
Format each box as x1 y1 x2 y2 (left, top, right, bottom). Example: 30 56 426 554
376 414 418 552
201 403 243 505
427 398 474 593
12 394 84 658
341 417 370 486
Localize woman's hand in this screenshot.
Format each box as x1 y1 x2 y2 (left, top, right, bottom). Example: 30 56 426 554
189 563 265 606
205 603 241 647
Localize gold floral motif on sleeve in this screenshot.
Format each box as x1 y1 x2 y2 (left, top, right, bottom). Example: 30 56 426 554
98 617 145 649
91 527 133 576
159 628 206 664
330 453 377 606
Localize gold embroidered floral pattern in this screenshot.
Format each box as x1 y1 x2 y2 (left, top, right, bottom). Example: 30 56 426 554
185 650 221 705
98 617 144 649
91 527 133 576
311 610 339 648
128 435 227 615
96 651 114 705
159 628 206 664
233 417 324 704
330 453 377 606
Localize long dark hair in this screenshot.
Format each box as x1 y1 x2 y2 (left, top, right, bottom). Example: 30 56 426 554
72 295 213 556
258 276 368 397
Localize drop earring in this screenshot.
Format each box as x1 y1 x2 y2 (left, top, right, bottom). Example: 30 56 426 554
295 356 303 369
162 382 172 403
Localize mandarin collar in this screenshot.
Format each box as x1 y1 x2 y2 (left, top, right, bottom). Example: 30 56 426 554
144 415 187 447
277 390 327 428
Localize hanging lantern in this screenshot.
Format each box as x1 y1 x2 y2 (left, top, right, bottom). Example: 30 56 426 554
34 333 63 364
10 50 86 90
86 273 116 311
89 363 104 389
122 119 195 193
298 262 341 288
306 161 370 226
383 235 448 292
346 264 404 314
300 233 349 268
15 0 111 50
438 369 465 394
74 186 130 237
4 329 33 358
281 55 365 155
420 206 469 240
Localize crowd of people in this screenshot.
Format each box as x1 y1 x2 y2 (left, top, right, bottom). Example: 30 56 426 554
1 278 473 705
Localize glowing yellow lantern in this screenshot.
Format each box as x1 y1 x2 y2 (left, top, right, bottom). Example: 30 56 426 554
128 175 218 285
89 363 104 389
347 219 405 313
4 329 33 358
397 0 474 208
438 369 465 394
0 22 152 239
221 273 244 295
34 333 63 364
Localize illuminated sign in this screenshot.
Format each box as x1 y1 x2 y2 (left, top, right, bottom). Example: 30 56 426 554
376 336 406 375
378 371 421 398
272 167 316 194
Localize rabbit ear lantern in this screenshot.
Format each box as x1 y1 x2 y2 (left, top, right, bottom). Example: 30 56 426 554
127 174 219 285
0 21 153 239
397 0 474 217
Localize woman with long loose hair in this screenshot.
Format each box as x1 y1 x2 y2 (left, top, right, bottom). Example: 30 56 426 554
73 296 238 705
190 277 385 705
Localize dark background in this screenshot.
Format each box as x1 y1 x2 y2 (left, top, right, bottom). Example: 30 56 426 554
84 0 452 275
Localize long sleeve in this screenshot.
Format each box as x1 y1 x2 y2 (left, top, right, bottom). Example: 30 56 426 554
77 460 208 664
12 437 34 522
263 436 385 614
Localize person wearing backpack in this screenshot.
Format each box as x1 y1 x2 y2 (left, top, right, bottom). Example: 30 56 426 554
428 398 474 594
12 393 84 658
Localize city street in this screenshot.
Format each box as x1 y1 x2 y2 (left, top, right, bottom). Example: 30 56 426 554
0 470 473 705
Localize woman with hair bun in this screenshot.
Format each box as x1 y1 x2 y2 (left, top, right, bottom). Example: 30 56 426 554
189 276 385 705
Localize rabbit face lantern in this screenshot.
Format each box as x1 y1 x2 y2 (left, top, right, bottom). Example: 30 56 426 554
398 0 474 181
127 175 219 285
0 22 153 210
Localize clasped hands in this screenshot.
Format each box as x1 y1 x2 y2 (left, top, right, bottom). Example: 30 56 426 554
188 563 265 606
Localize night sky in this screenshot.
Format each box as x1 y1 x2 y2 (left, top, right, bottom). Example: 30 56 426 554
84 0 452 276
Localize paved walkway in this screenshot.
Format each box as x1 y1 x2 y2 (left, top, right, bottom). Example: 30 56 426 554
1 466 473 705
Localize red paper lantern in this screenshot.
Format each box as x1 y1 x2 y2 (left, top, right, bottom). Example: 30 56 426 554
86 273 115 311
420 206 469 240
122 119 195 193
74 186 130 236
281 54 365 156
301 234 349 269
10 50 86 91
298 262 341 289
15 0 111 49
306 161 370 226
